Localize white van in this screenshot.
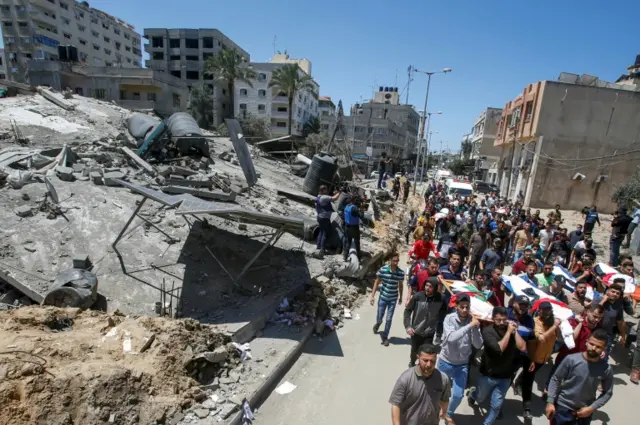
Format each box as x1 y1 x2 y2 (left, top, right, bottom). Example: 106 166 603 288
435 169 451 182
445 180 474 199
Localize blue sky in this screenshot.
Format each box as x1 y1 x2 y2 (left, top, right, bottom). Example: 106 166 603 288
4 0 639 150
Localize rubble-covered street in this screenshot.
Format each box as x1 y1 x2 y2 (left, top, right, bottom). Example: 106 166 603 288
0 88 405 424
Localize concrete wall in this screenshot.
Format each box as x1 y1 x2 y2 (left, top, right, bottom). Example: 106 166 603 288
0 48 5 79
527 81 640 213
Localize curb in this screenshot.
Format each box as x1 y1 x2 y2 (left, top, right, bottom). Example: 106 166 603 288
229 324 314 425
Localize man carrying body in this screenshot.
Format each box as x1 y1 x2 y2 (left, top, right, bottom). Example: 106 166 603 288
567 281 592 316
610 208 632 267
434 253 465 344
546 330 614 425
371 252 405 347
521 260 540 288
486 268 506 307
570 238 596 270
467 307 527 425
390 344 451 425
539 222 555 256
569 224 584 248
405 277 446 367
438 294 483 425
407 257 440 305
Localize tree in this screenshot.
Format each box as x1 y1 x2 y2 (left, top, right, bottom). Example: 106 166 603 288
204 49 256 119
268 64 318 135
188 85 214 129
216 113 270 141
303 116 321 137
461 138 473 160
302 132 329 157
449 158 476 176
613 166 640 209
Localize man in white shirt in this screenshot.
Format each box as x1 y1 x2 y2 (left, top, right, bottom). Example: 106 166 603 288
538 222 555 254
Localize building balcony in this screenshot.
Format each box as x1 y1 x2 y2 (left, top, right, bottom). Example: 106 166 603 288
271 126 289 135
116 100 155 110
29 10 57 27
272 95 288 104
145 59 166 70
270 110 288 119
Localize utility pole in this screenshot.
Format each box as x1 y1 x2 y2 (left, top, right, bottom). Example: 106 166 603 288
405 66 413 105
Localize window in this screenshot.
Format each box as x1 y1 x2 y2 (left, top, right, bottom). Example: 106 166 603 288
185 55 198 61
60 2 69 10
203 52 213 60
258 104 266 113
76 10 84 19
524 101 534 122
239 89 248 96
169 54 180 60
321 124 329 131
75 87 83 95
104 48 111 55
133 60 140 67
203 37 213 48
126 58 131 63
0 6 10 12
151 36 163 48
186 71 199 80
63 32 71 39
172 94 180 107
115 42 121 50
258 73 266 81
144 92 155 102
152 52 163 60
79 38 86 45
239 103 247 110
124 33 131 40
104 36 110 43
62 17 70 25
18 21 28 27
119 90 125 100
297 107 301 116
94 88 105 99
354 126 365 133
92 44 99 51
25 53 32 59
125 46 131 52
185 38 198 49
3 21 12 27
91 17 98 24
91 30 99 37
277 107 287 112
258 89 266 97
276 122 287 128
78 25 85 32
102 23 109 30
169 38 180 48
113 28 120 36
132 92 140 100
170 70 181 78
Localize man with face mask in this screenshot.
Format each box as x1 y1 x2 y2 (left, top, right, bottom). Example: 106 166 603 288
405 277 446 367
390 343 451 425
521 301 561 420
468 306 526 425
546 330 613 425
437 294 483 425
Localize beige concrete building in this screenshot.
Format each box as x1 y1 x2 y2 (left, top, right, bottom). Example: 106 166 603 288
0 0 142 82
470 107 502 182
495 62 640 213
270 52 311 76
27 60 188 116
318 96 336 117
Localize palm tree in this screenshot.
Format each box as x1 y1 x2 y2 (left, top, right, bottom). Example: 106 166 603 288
268 64 318 135
188 85 214 128
204 49 256 119
303 116 321 136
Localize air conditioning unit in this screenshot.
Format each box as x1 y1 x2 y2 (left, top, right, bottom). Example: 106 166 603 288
572 173 586 181
596 175 608 183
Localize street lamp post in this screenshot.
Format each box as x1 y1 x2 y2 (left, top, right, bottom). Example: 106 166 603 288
421 130 438 179
412 67 451 194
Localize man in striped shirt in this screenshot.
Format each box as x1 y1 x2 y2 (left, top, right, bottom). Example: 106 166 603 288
370 252 405 346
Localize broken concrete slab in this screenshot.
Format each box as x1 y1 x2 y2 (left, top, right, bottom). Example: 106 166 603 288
56 166 75 182
166 178 214 188
15 206 32 217
170 166 198 177
277 188 317 207
121 147 155 175
162 186 237 202
225 119 258 187
103 171 125 186
90 171 103 185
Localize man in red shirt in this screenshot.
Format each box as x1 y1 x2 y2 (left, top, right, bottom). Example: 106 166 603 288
407 258 440 305
486 268 506 307
408 232 437 262
543 304 603 395
511 248 534 275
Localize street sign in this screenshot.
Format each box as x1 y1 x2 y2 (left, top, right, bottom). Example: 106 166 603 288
365 146 373 157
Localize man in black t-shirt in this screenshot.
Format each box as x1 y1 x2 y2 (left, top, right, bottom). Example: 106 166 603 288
599 282 627 362
610 208 633 266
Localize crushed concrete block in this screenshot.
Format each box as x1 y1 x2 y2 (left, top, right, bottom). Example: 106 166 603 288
73 173 89 181
199 157 210 170
238 224 247 231
56 166 75 182
90 172 103 185
219 403 239 419
15 206 32 217
171 166 197 176
103 171 125 186
155 175 166 186
166 178 214 188
162 186 237 202
192 408 209 419
169 174 184 180
72 163 86 172
73 254 90 269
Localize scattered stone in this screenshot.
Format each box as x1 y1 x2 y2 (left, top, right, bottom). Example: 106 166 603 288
103 171 125 186
73 254 90 269
56 166 75 182
24 246 36 253
192 408 210 419
90 171 103 185
238 223 247 231
15 206 32 217
201 346 228 364
169 412 184 425
201 398 217 409
219 403 239 419
21 193 29 201
72 163 86 173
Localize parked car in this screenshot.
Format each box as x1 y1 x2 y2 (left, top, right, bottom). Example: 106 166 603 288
473 181 499 194
370 170 379 179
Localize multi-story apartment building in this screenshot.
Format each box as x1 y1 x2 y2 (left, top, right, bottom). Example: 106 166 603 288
0 0 142 82
270 52 312 76
232 62 319 136
321 87 420 161
0 48 6 79
318 96 336 117
469 107 502 182
494 57 640 212
143 28 249 125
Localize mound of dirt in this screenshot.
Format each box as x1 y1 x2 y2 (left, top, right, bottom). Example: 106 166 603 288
0 307 238 425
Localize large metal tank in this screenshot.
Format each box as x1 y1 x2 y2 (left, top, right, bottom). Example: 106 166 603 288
302 153 338 195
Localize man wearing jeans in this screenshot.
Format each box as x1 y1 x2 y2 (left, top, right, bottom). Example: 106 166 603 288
370 252 405 347
468 306 526 425
437 294 483 425
404 277 445 367
315 185 339 255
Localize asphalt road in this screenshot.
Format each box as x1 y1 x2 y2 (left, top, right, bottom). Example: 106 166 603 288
254 256 638 425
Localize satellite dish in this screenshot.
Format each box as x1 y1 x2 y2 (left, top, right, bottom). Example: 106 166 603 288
44 176 59 204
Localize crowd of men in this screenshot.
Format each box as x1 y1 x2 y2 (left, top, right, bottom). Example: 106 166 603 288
370 181 640 425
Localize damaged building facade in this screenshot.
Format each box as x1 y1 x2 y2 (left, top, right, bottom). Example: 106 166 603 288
495 59 640 212
26 60 188 115
143 28 250 126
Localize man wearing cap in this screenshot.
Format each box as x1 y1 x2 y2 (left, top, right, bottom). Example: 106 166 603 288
437 294 483 425
542 275 569 304
521 301 561 421
405 277 446 367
